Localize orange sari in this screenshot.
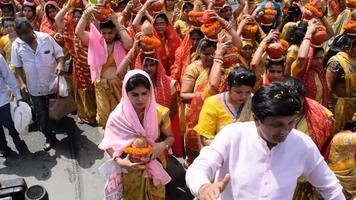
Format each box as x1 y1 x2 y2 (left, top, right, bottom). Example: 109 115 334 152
170 31 192 83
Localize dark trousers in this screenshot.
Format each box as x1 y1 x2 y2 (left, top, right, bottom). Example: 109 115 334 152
30 94 55 140
0 103 20 150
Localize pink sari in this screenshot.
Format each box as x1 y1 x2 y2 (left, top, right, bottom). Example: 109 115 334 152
98 70 171 186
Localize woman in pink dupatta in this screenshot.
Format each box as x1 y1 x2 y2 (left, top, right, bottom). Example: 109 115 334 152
99 70 174 200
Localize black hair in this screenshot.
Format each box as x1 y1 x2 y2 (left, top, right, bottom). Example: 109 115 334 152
280 76 305 97
197 38 217 52
154 13 169 24
265 58 285 70
190 28 204 38
45 4 57 17
22 4 36 14
252 82 301 121
1 16 14 27
182 2 194 11
13 18 32 32
279 3 302 32
314 47 324 55
227 66 256 88
285 21 308 45
73 8 84 15
126 74 151 92
99 20 116 30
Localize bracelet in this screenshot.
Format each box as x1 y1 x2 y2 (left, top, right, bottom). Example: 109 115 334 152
224 23 233 31
214 55 224 60
117 26 127 32
304 37 311 41
214 58 224 64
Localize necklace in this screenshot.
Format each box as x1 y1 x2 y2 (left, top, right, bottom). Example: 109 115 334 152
223 92 244 122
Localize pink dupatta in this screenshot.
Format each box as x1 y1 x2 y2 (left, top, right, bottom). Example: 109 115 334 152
87 23 126 82
98 70 171 186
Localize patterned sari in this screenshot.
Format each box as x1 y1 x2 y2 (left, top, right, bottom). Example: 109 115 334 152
328 52 356 132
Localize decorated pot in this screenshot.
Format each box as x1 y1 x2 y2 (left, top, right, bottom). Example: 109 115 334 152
311 25 328 46
241 24 258 39
223 47 239 67
70 0 84 8
266 39 289 59
140 36 162 52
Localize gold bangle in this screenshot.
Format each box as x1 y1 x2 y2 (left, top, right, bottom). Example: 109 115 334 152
214 58 224 64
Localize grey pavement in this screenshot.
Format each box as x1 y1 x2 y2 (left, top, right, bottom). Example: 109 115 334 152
0 115 108 200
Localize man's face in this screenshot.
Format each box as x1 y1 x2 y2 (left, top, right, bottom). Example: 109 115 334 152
16 26 35 44
255 114 299 145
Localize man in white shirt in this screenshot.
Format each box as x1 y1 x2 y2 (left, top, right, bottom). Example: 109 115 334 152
11 18 64 151
186 82 345 200
0 55 26 157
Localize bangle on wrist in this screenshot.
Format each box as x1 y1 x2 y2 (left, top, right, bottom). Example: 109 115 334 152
304 37 311 41
214 58 224 64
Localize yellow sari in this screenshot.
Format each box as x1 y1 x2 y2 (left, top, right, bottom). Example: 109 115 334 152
194 93 253 140
328 131 356 198
95 52 122 127
333 8 352 36
328 52 356 132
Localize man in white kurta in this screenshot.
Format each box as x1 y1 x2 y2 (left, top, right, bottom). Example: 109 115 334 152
186 121 345 200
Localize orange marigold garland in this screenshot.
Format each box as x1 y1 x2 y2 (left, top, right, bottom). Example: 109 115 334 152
123 144 153 155
263 8 277 16
201 21 222 39
280 39 290 49
188 11 204 17
140 36 162 52
305 3 323 18
241 24 259 39
344 21 356 30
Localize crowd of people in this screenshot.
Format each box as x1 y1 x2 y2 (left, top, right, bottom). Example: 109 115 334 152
0 0 355 199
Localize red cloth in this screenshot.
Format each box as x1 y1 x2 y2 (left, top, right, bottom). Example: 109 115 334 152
303 97 333 150
300 47 329 107
40 1 59 39
135 53 183 157
153 18 181 75
171 32 192 84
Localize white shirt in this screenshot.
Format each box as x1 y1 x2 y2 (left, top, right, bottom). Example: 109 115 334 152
186 121 345 200
11 31 64 96
0 55 21 107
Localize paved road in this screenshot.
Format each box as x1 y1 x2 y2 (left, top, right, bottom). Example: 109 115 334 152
0 115 108 200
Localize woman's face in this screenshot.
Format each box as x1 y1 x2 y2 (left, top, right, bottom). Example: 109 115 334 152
3 20 15 35
127 85 151 112
200 46 215 67
143 59 158 79
73 11 83 24
240 45 254 59
266 64 284 82
228 85 253 104
100 28 116 43
255 114 298 146
154 17 167 36
165 0 175 10
47 7 58 20
23 7 34 19
219 6 233 20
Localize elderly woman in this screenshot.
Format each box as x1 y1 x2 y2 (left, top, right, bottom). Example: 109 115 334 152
99 70 174 200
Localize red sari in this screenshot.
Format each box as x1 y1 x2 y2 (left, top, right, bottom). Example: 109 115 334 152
135 53 183 157
171 32 193 84
40 1 60 39
153 15 181 76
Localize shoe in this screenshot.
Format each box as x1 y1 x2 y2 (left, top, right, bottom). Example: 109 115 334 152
43 138 59 151
0 147 10 157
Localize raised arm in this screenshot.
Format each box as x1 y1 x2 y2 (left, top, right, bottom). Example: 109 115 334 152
132 0 156 32
211 10 242 49
292 19 319 77
55 2 70 32
250 30 279 70
110 12 133 51
75 6 96 46
116 33 142 79
233 0 246 19
208 40 229 94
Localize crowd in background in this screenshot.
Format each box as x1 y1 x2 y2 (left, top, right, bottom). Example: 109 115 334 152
0 0 355 199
